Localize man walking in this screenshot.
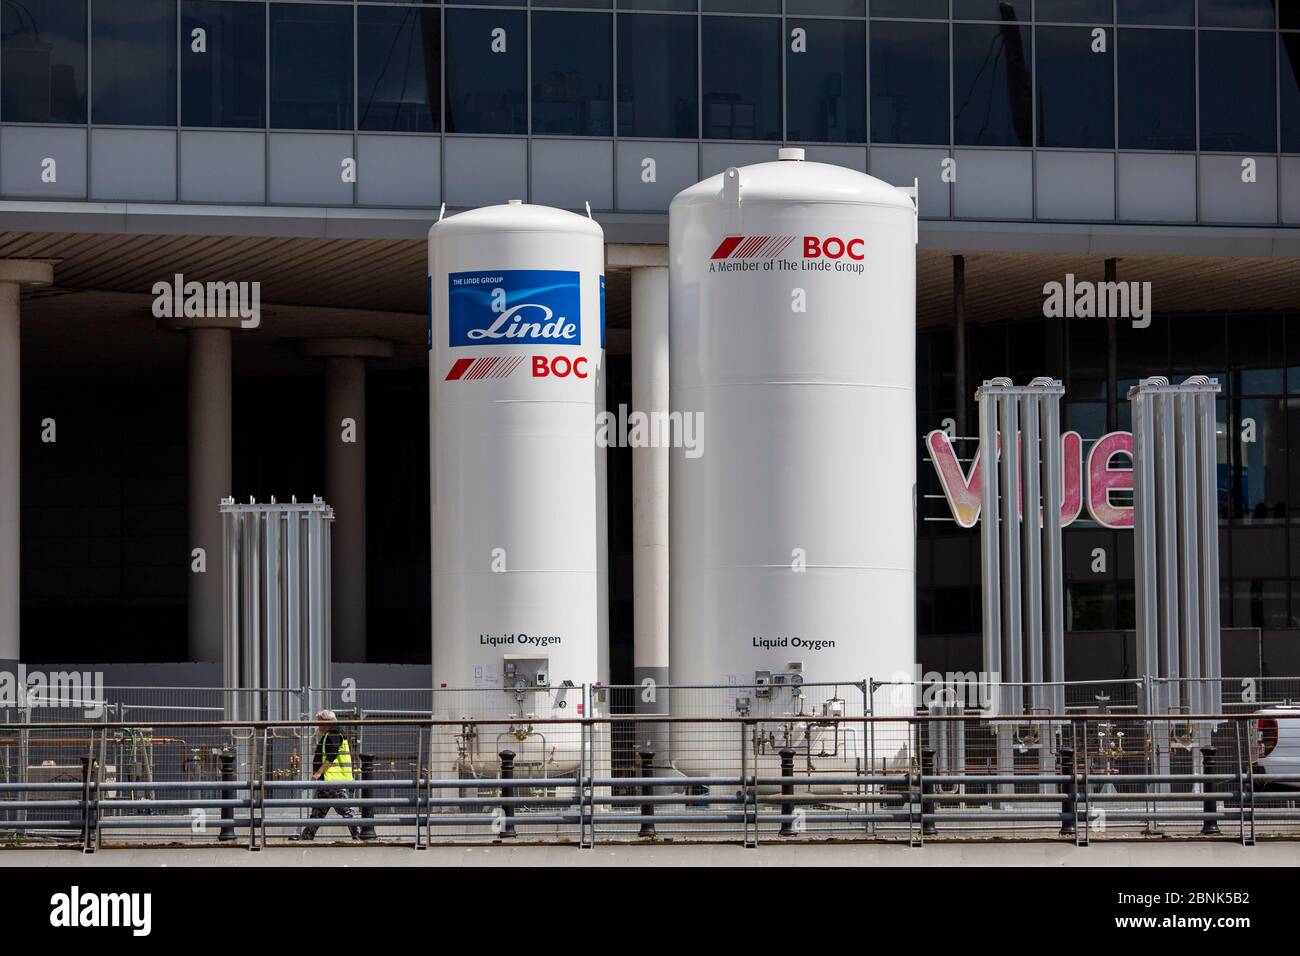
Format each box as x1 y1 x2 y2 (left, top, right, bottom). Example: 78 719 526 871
298 709 361 840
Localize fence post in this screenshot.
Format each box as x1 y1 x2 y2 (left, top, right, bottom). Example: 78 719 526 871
778 748 796 837
921 746 937 836
498 750 516 839
1058 746 1076 836
638 748 656 838
218 747 237 842
358 753 377 841
79 754 97 853
1200 746 1220 836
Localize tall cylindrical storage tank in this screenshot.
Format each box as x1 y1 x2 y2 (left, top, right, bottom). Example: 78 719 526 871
428 202 606 777
669 149 917 777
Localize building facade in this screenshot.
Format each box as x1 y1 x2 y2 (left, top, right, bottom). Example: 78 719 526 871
2 0 1300 681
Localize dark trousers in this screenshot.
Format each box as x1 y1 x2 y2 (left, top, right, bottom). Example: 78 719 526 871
300 787 360 840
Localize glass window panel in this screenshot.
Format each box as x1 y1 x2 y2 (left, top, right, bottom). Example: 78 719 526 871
952 0 1030 18
916 333 933 411
182 1 266 129
1117 0 1194 22
531 13 612 136
617 0 696 10
788 0 865 14
1288 315 1300 394
701 16 781 141
1231 398 1287 522
702 0 780 12
932 586 978 633
870 20 949 145
786 19 864 143
1036 0 1113 20
1067 400 1107 437
270 3 353 130
953 23 1033 147
535 0 611 7
1199 31 1276 153
445 9 527 134
623 53 698 148
968 323 1007 390
1285 0 1300 28
617 14 696 138
1288 399 1300 520
1069 320 1107 399
1007 318 1047 381
872 0 948 15
1233 580 1288 628
1283 35 1300 153
1198 0 1278 27
1229 316 1285 396
1066 582 1117 630
1118 28 1194 150
916 588 935 635
1123 0 1190 21
2 0 87 124
1171 315 1226 382
1035 26 1112 148
358 5 440 133
1116 314 1169 385
92 0 175 126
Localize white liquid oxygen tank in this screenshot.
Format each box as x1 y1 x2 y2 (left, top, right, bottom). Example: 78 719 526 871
669 148 917 776
428 201 606 776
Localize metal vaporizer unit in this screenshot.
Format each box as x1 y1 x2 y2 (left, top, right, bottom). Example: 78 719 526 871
221 496 333 724
1129 376 1223 776
976 377 1067 784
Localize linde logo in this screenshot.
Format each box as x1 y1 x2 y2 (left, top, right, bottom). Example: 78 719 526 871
448 269 581 347
926 429 1135 530
49 886 152 936
467 304 576 342
151 273 260 329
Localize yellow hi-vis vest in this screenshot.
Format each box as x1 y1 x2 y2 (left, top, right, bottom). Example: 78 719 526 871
323 733 353 782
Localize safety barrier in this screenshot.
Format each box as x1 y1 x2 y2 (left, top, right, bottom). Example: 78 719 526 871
1 710 1298 851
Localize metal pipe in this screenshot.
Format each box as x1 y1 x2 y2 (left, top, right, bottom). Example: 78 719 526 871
778 749 796 836
1040 391 1066 717
638 749 656 838
498 750 516 838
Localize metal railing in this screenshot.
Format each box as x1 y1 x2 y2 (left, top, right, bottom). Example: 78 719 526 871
2 708 1297 852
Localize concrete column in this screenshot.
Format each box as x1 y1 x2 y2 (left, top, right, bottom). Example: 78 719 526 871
0 261 53 663
630 266 670 696
188 327 232 663
302 338 392 664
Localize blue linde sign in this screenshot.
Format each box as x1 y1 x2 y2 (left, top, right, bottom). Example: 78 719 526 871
448 270 582 347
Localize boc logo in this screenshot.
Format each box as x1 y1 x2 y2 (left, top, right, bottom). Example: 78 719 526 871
449 270 581 347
